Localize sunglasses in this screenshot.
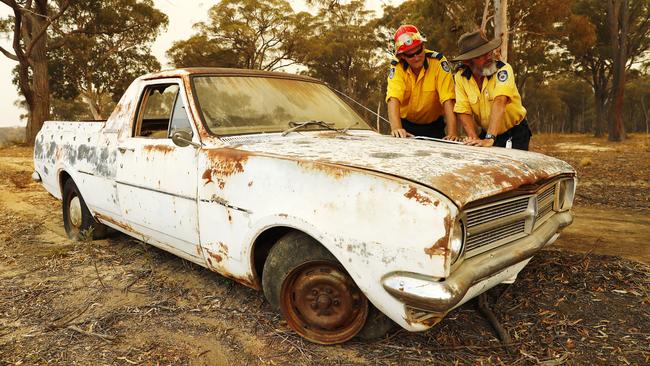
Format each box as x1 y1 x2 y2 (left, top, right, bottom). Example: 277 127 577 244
402 46 424 59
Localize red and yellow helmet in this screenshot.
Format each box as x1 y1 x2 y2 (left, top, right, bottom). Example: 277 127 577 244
393 25 427 55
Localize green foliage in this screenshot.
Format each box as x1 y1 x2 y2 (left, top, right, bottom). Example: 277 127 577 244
48 0 168 119
299 1 385 119
623 74 650 133
375 0 468 55
0 17 12 34
79 227 95 243
303 1 379 92
167 34 242 68
168 0 312 71
50 96 109 121
561 3 650 96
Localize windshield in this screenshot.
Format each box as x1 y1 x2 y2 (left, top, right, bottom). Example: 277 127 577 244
192 76 371 135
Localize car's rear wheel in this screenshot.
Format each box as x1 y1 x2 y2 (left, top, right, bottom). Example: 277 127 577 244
262 231 369 344
62 178 106 240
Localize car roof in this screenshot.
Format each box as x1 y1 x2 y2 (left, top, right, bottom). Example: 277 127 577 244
141 67 323 84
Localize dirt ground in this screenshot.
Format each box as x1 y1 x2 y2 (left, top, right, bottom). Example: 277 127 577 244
1 134 648 365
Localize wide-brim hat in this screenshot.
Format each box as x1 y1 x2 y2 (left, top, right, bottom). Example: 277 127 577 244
452 30 501 61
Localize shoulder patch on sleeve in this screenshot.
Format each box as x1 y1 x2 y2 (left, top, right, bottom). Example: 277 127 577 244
388 67 396 79
440 60 451 73
434 52 443 60
497 69 508 82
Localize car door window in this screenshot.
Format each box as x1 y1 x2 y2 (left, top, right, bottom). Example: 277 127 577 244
136 84 179 138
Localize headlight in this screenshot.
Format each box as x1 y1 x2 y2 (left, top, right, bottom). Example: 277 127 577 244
449 219 465 265
556 178 576 211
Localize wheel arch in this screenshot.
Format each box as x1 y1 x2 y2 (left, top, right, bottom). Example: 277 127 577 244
250 225 349 290
58 170 73 197
250 226 293 285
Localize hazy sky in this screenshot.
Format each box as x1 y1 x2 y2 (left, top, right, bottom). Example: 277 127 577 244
0 0 397 127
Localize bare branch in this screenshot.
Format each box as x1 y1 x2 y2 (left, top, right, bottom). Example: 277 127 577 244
0 45 19 61
481 0 491 32
0 0 19 8
10 1 25 61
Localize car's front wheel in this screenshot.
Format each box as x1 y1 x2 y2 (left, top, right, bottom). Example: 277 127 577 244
262 231 369 344
62 178 106 240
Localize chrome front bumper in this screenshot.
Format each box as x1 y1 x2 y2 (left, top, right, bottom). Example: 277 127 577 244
382 211 573 313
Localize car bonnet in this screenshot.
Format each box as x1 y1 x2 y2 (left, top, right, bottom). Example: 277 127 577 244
218 132 575 208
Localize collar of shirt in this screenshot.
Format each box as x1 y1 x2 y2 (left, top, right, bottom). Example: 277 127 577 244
460 60 506 80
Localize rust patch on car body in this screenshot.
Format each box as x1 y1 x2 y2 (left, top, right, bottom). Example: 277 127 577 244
202 169 213 184
205 148 250 176
424 215 452 258
143 145 174 154
432 164 551 209
219 272 260 290
218 242 228 254
297 160 350 180
95 213 142 238
207 250 223 263
404 186 434 206
204 148 251 189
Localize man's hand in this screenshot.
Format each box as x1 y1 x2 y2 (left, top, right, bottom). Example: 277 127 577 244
464 137 495 147
391 128 413 138
443 135 462 141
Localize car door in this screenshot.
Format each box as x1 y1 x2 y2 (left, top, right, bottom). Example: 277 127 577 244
115 80 203 262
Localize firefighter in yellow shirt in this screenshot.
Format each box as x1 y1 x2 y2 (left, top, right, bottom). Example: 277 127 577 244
386 25 459 139
452 30 532 150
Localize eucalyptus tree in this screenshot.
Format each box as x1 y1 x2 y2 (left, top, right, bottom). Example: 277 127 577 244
562 0 650 139
0 0 167 141
168 0 313 71
49 0 167 120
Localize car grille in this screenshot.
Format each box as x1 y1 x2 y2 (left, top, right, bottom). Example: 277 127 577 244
464 183 558 258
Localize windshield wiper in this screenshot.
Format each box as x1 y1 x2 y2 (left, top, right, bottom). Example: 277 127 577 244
281 120 339 136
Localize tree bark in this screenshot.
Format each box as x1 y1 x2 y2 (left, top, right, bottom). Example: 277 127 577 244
594 91 606 137
26 0 51 144
494 0 508 62
641 96 649 134
607 0 628 141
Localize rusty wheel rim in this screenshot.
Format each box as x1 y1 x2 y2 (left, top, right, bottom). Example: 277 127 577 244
69 195 82 229
280 260 368 344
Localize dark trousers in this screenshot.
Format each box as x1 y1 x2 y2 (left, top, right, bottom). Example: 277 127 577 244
480 120 532 150
401 116 446 139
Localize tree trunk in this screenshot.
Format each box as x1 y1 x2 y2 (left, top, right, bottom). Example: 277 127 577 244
594 87 607 137
8 0 52 145
641 96 649 134
27 9 50 144
494 0 508 62
607 0 628 142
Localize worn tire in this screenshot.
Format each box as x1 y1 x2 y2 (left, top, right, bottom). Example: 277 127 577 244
62 179 107 240
355 303 397 340
262 231 369 344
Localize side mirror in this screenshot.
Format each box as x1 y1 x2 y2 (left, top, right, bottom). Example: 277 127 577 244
171 130 200 149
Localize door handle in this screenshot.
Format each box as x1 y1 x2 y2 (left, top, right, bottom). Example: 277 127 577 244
117 147 134 153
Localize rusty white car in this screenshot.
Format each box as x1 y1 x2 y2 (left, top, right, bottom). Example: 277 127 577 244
33 68 576 344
